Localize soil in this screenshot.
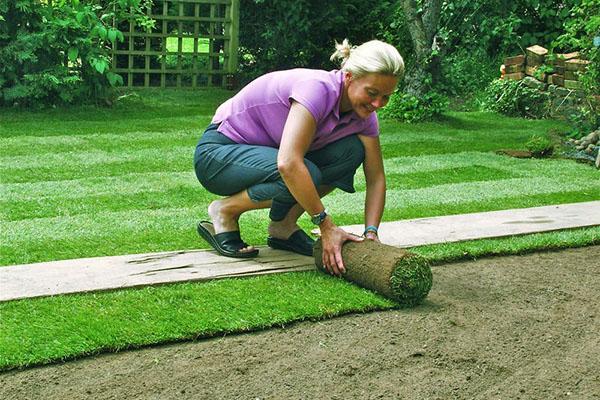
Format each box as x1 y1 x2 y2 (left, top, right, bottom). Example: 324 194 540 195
2 246 599 400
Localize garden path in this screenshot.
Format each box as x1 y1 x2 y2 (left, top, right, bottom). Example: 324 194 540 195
1 201 598 302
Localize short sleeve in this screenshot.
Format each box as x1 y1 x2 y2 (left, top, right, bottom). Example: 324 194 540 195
289 79 335 124
361 113 379 137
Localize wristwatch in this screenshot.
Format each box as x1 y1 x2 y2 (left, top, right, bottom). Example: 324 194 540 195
311 209 328 225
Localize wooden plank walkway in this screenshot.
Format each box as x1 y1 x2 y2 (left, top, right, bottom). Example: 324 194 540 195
337 201 600 248
1 201 599 302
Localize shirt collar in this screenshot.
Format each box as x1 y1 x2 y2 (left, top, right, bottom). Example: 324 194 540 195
334 69 359 122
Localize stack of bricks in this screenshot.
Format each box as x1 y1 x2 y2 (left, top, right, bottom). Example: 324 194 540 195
501 45 590 90
502 55 525 81
548 51 578 87
525 45 549 81
564 57 590 90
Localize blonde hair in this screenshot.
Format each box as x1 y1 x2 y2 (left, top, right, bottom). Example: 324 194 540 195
330 39 404 79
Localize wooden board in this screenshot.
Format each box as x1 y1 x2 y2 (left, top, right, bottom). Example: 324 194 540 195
1 201 599 302
338 201 600 248
0 248 314 302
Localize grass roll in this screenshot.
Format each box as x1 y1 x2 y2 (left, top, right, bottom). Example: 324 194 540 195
314 239 432 307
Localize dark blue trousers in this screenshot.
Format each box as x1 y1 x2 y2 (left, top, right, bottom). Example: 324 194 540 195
194 124 365 221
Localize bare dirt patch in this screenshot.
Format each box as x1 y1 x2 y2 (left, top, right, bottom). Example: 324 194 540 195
2 246 599 399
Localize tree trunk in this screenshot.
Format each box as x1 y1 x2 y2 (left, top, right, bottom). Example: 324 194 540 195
400 0 441 96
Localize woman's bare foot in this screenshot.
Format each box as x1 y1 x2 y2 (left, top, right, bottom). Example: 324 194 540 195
207 199 256 253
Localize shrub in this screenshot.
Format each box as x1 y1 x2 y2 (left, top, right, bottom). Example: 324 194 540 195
0 0 152 107
483 79 551 118
526 134 554 157
566 106 600 139
379 91 448 123
438 48 503 98
553 0 600 138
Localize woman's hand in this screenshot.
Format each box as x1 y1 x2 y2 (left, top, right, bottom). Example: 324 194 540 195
364 230 380 242
320 218 363 277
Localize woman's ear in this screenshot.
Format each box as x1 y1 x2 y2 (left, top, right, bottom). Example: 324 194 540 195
344 71 353 82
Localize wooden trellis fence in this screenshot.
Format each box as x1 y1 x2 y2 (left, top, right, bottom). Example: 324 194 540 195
112 0 239 88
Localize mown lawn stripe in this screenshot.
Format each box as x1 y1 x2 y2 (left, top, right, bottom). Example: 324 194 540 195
329 177 600 214
4 178 597 248
1 172 195 202
0 149 194 183
1 130 202 156
0 116 210 138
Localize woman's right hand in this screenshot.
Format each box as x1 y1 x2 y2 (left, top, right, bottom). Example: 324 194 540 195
319 218 363 277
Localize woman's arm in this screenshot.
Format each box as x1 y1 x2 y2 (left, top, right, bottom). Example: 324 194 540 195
278 101 322 215
278 101 362 276
358 134 386 242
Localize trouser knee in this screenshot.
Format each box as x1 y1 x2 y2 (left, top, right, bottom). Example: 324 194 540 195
310 135 365 188
269 160 322 221
336 135 365 170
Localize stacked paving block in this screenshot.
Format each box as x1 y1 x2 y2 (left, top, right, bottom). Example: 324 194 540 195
549 51 579 87
503 55 525 81
524 45 549 81
499 44 595 119
502 46 590 90
564 58 590 90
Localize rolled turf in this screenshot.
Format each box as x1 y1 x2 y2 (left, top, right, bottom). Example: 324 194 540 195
314 239 433 307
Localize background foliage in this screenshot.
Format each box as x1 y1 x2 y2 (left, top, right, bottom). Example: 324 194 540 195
237 0 593 122
238 0 396 81
553 0 600 132
1 0 597 118
0 0 152 107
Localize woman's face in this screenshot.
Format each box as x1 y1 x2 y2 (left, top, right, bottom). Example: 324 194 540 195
344 72 398 119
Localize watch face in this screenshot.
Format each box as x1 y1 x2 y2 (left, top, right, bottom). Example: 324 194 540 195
311 211 326 225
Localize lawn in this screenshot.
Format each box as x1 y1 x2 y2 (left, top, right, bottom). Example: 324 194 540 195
1 89 599 370
166 37 209 53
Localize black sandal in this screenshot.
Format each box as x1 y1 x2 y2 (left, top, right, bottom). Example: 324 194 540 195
267 230 314 257
197 221 259 258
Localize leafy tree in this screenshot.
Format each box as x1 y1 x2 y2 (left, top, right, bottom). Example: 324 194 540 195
0 0 153 107
554 0 600 132
238 0 395 81
554 0 599 94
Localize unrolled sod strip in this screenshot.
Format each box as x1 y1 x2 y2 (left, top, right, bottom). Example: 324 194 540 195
314 239 433 307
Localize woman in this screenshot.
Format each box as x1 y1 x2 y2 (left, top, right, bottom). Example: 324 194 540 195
194 39 404 277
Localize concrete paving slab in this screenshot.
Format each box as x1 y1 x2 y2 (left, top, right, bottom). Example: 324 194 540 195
1 201 598 302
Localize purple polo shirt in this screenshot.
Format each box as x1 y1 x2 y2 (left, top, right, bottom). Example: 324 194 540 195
211 69 379 151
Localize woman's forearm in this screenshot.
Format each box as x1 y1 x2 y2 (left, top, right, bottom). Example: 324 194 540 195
364 176 386 228
278 160 325 217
